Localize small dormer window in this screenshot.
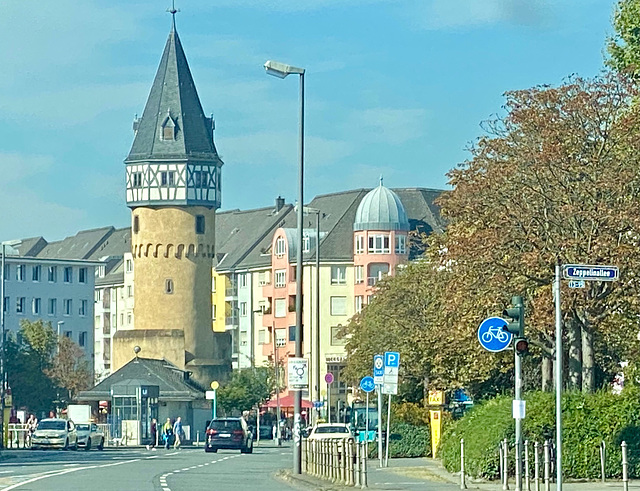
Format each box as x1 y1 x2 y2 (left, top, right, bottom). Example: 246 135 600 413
161 113 176 141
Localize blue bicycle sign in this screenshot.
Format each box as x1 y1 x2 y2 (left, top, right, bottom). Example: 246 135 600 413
478 317 512 352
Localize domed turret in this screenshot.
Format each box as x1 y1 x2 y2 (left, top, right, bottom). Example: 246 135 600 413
354 179 410 231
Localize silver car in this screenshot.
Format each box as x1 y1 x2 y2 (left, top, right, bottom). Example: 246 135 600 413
76 423 105 451
31 418 78 450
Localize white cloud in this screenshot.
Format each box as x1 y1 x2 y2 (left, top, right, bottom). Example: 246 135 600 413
407 0 551 30
345 108 428 145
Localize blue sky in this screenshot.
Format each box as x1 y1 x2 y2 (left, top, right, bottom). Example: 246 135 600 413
0 0 616 241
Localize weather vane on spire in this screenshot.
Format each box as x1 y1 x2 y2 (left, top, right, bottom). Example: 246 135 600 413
379 175 384 186
167 0 180 23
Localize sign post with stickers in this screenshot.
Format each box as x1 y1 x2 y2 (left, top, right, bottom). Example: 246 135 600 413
373 355 384 467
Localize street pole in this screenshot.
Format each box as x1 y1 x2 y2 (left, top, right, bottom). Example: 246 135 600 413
293 68 305 475
315 210 320 425
515 348 522 491
365 391 369 459
0 245 5 450
273 324 281 446
554 263 563 491
377 386 383 468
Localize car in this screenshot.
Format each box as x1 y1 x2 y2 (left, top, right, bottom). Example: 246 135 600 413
75 423 105 451
307 423 354 442
31 418 78 450
205 418 253 454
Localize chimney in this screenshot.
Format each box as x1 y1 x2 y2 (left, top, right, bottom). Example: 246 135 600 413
275 196 285 212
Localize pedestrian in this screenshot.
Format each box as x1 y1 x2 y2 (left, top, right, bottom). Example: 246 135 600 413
147 418 157 451
26 414 38 447
272 424 277 441
173 417 183 449
162 418 173 449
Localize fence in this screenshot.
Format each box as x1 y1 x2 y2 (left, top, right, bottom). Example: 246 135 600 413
459 438 634 490
6 424 30 449
302 438 368 488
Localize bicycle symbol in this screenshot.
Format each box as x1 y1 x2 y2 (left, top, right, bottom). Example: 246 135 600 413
481 326 509 344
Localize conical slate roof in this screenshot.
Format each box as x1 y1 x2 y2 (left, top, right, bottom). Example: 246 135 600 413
126 24 220 162
353 181 410 231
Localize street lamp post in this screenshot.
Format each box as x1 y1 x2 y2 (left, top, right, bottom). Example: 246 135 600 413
0 240 21 449
264 59 305 475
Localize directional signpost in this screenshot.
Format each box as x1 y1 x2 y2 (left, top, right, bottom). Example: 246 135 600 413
373 355 384 468
554 262 619 491
477 316 512 353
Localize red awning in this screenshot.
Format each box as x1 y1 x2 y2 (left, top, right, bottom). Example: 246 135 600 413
263 395 313 408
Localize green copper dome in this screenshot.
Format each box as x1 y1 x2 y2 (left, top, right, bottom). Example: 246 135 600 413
353 181 410 232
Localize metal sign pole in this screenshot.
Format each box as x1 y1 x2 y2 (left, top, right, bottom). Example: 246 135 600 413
385 394 391 467
365 391 369 459
377 386 383 468
555 263 562 491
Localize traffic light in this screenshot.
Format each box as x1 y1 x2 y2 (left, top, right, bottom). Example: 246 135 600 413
502 295 528 356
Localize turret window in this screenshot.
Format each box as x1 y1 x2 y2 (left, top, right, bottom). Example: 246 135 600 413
165 279 174 294
161 171 176 186
161 115 176 141
133 216 140 234
368 234 390 254
132 172 143 188
355 235 364 254
196 215 205 234
395 235 406 254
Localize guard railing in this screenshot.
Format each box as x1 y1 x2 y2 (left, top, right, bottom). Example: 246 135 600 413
301 437 368 488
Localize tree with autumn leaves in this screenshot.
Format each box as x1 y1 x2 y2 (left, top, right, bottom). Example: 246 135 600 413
343 73 640 400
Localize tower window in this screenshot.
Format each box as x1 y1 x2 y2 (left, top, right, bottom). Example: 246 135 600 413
133 216 140 234
201 171 208 188
196 215 205 234
133 172 143 188
161 171 167 186
165 279 174 294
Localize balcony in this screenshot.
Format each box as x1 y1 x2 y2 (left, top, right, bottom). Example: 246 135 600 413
367 277 379 287
225 286 238 297
225 316 239 327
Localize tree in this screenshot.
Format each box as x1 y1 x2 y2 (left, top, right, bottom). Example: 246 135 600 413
217 367 272 414
607 0 640 76
46 336 92 404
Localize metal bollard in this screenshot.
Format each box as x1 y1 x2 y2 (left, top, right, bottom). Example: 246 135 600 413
347 440 354 486
543 441 550 491
503 439 509 490
196 431 200 446
524 440 530 491
534 442 540 491
622 441 629 491
355 440 361 487
461 438 467 489
599 440 606 483
361 441 369 488
500 445 504 486
515 440 521 491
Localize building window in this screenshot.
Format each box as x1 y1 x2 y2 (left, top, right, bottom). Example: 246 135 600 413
48 266 57 282
331 266 346 285
275 270 286 288
165 279 174 294
163 124 175 141
355 265 364 284
259 271 271 285
302 234 310 253
212 304 216 320
32 298 41 315
274 298 286 318
395 235 406 254
127 312 132 325
48 298 57 316
368 234 390 254
201 171 208 188
64 267 73 283
289 325 296 342
97 265 105 278
79 331 87 347
355 235 364 254
126 259 133 273
196 215 205 235
3 263 9 280
64 331 72 338
275 328 286 347
79 267 87 284
16 297 25 314
79 299 88 316
275 237 286 257
16 264 25 282
240 302 247 317
133 216 140 234
238 274 247 288
168 171 175 185
32 265 41 282
95 290 102 302
133 172 143 188
331 326 347 346
258 329 266 345
63 299 72 316
2 296 8 313
330 296 347 316
355 296 363 314
127 286 132 298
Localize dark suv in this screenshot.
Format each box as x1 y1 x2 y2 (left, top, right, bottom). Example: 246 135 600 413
205 418 253 453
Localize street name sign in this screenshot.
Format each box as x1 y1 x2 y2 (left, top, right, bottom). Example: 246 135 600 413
288 357 308 391
383 352 400 395
562 264 619 282
478 316 512 352
360 376 375 393
373 354 384 385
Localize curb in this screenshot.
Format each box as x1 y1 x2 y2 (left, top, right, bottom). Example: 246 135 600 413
277 469 358 490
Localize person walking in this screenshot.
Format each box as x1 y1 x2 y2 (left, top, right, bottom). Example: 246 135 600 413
173 417 183 449
162 418 173 449
147 418 157 450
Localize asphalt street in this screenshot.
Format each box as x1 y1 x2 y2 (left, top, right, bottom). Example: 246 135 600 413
0 444 299 491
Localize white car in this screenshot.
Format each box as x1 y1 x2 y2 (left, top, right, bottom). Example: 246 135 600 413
307 423 354 441
31 418 78 450
76 423 105 451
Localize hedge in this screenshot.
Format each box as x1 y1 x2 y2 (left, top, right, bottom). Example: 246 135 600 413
368 421 431 458
440 388 640 479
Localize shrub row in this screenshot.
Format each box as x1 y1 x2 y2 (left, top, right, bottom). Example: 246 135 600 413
440 388 640 479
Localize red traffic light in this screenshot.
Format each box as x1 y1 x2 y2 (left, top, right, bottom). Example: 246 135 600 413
515 338 529 356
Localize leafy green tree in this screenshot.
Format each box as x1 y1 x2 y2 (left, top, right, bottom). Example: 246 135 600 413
217 367 272 414
46 336 92 404
607 0 640 76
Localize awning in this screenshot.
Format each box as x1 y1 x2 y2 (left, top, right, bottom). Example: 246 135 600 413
263 395 313 409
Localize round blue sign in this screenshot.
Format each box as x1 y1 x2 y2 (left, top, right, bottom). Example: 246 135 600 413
478 317 512 352
360 376 375 393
